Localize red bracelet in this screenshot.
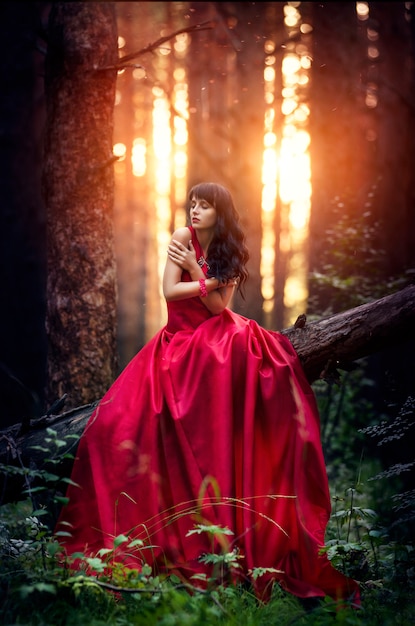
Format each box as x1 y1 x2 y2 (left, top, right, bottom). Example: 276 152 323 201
199 278 208 298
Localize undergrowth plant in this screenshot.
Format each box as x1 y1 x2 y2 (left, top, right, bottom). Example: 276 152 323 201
1 419 415 625
311 359 415 625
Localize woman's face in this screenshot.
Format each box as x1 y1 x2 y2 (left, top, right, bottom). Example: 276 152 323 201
189 196 217 231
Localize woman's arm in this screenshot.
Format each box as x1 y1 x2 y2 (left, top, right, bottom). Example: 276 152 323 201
162 228 236 314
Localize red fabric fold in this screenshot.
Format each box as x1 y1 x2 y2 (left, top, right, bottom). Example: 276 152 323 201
56 227 360 604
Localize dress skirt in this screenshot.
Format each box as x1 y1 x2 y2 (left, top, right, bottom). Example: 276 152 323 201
56 305 359 603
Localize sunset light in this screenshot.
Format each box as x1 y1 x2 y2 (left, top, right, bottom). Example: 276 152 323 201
151 89 171 333
147 36 190 337
261 41 278 316
113 142 127 161
114 3 313 341
261 3 312 326
131 138 146 177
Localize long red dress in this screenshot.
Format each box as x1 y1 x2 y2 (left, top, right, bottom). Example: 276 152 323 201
56 227 359 603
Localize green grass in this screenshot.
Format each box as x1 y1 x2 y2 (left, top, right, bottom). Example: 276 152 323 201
0 493 414 626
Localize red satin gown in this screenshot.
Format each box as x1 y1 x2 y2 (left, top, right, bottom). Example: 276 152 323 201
56 226 359 603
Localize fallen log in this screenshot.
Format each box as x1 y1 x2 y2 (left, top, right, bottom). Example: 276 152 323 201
285 283 415 382
1 284 414 507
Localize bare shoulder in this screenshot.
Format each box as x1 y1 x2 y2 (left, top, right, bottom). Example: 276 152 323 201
170 226 191 244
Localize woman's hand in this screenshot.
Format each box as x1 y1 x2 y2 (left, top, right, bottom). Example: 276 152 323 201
167 239 198 273
163 227 237 311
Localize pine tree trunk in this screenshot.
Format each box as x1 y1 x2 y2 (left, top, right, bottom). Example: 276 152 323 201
43 2 119 410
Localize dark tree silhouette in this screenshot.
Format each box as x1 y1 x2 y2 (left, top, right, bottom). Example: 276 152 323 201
0 2 49 426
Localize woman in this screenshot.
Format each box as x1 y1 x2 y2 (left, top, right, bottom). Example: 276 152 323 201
55 182 359 604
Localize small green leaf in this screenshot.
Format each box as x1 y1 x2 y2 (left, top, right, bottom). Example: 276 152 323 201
186 523 234 537
86 557 105 572
128 538 144 548
113 534 129 547
46 541 62 557
97 548 113 557
54 496 70 506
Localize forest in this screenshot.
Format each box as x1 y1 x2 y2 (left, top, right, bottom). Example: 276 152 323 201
1 2 415 625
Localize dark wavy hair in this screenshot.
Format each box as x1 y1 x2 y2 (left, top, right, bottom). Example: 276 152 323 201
188 182 249 294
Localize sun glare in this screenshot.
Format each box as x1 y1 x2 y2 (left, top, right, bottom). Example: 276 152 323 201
131 138 146 177
115 3 312 341
356 2 369 21
144 36 190 338
113 142 127 161
261 3 312 326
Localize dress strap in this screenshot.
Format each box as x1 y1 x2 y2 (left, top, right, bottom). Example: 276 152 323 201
187 226 209 275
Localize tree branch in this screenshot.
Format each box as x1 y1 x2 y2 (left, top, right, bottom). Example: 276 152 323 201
97 21 215 71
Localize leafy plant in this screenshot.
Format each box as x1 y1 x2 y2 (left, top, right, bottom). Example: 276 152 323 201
308 184 412 316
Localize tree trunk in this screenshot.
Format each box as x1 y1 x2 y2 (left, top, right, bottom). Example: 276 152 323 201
369 2 415 276
1 284 414 506
43 2 119 411
309 2 368 251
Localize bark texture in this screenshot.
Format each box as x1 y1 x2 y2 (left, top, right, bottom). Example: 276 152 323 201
1 284 414 506
43 2 119 409
284 283 415 382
